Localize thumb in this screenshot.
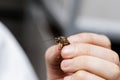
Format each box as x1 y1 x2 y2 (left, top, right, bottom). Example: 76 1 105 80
45 44 65 79
45 44 62 66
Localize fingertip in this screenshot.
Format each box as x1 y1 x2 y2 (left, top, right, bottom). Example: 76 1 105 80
64 76 72 80
45 45 57 56
45 45 61 62
61 45 74 59
61 59 73 72
100 35 111 49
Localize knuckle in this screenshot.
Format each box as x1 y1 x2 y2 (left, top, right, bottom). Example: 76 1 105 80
112 51 120 64
71 43 90 56
80 33 94 43
76 56 89 67
72 44 78 54
111 65 120 80
77 43 91 55
101 35 111 48
87 33 95 43
79 55 89 60
81 33 111 48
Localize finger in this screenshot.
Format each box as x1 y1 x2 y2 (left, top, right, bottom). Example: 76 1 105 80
45 44 64 79
61 56 120 80
64 70 105 80
61 43 119 65
45 44 62 66
68 33 111 48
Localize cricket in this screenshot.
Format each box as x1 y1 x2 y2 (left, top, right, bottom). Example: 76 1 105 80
54 36 70 47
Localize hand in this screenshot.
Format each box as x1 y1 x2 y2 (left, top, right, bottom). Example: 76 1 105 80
45 33 120 80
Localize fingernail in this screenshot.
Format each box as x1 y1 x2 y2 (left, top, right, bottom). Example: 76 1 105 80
64 76 72 80
62 45 74 54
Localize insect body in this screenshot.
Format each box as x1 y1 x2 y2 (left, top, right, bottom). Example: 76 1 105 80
55 36 70 47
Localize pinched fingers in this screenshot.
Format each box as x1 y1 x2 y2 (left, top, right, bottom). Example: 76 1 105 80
68 33 111 49
61 56 120 80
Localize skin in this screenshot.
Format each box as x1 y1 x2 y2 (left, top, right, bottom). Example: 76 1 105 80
45 33 120 80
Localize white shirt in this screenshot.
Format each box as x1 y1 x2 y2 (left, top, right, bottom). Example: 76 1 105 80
0 22 38 80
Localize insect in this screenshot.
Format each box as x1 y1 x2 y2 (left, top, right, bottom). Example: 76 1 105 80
54 36 70 47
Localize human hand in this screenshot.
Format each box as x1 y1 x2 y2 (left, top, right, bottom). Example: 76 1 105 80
45 33 120 80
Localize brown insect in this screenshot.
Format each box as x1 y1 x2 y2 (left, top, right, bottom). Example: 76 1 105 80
54 36 70 47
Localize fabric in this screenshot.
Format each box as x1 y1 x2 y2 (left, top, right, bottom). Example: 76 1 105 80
0 22 38 80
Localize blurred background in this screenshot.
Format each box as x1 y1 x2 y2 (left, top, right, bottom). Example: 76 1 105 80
0 0 120 80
